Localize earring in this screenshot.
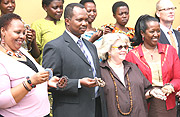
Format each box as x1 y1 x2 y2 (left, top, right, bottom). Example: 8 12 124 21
142 36 144 41
108 55 111 59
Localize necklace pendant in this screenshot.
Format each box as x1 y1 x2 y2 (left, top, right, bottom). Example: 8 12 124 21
151 54 153 60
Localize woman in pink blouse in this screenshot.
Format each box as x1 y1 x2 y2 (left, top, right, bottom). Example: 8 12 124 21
0 13 64 117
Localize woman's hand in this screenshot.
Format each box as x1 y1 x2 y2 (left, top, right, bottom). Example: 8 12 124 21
30 71 49 85
103 27 112 35
150 88 167 100
26 29 36 44
161 84 174 96
48 76 60 88
89 30 103 43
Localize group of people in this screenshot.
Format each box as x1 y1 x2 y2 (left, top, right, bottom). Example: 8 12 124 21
0 0 180 117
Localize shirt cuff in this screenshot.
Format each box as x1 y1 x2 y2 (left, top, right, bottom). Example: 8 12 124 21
78 79 81 88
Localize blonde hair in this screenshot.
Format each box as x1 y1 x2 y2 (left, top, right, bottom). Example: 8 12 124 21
98 33 129 61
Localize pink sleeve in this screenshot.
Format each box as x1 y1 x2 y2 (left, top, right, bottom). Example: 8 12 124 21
0 64 17 108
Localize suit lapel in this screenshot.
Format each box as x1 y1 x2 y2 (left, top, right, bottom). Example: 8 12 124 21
160 29 170 44
63 32 91 65
174 30 180 57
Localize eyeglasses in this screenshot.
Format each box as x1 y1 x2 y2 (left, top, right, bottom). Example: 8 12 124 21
112 45 129 50
158 7 176 11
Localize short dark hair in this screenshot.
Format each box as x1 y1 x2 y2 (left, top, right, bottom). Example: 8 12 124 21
64 3 85 19
112 1 129 14
42 0 64 8
0 13 22 37
79 0 96 6
132 14 159 46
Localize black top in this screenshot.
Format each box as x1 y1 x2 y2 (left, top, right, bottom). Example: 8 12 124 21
18 56 38 73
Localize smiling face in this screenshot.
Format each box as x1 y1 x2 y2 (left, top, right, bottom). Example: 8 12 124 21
1 19 26 51
108 39 129 63
141 21 160 48
65 6 88 38
84 2 97 24
44 0 63 21
113 6 129 26
0 0 15 16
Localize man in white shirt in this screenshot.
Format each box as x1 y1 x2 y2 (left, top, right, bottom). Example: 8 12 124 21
156 0 180 58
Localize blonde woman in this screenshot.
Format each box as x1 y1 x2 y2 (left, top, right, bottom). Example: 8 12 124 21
98 33 156 117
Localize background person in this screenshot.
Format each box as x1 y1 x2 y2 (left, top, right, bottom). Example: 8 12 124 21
31 0 65 64
98 33 154 117
0 0 40 59
79 0 103 48
102 1 135 47
0 13 61 117
156 0 180 58
42 3 107 117
0 0 15 16
126 14 180 117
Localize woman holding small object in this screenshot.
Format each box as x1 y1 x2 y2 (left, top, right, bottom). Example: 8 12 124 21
98 33 153 117
79 0 103 48
31 0 65 64
126 15 180 117
0 0 40 59
0 13 67 117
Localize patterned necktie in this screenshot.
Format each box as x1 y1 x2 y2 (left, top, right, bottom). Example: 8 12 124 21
77 39 99 97
168 30 177 50
77 39 96 77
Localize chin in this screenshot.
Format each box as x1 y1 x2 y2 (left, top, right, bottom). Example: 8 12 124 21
119 56 126 60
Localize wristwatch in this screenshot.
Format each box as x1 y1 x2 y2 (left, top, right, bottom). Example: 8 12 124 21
26 76 36 88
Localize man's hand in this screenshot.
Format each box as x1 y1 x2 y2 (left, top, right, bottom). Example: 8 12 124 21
80 77 97 87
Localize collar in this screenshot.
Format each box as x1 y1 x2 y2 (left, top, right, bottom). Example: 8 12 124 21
160 24 173 34
100 60 130 69
138 43 166 58
100 60 132 76
65 29 82 43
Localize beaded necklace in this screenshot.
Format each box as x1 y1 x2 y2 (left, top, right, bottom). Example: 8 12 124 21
0 44 22 58
109 71 133 115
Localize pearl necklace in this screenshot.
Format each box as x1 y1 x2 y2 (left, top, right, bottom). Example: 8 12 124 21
142 44 157 60
0 44 22 58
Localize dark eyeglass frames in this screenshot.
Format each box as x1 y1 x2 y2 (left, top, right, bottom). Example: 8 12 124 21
112 45 129 50
158 7 176 11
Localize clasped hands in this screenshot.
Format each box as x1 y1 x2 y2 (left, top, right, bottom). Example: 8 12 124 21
149 84 174 100
80 77 105 88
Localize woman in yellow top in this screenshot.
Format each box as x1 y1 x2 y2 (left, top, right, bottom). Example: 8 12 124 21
31 0 65 64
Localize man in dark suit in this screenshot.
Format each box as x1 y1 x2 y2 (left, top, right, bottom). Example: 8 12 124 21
156 0 180 58
42 3 107 117
156 0 180 116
